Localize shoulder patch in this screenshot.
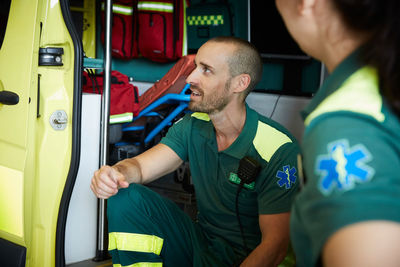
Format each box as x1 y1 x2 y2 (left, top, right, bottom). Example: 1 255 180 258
305 67 385 126
276 165 297 189
191 112 210 121
316 139 375 195
253 121 292 162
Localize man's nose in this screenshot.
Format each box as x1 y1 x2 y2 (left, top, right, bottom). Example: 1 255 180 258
186 67 199 85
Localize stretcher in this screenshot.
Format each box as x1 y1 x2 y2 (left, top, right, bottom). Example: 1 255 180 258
120 83 191 146
114 53 194 144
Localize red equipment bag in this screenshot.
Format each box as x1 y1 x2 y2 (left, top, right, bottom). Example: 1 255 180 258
137 0 186 62
83 70 140 124
139 54 195 112
101 0 138 59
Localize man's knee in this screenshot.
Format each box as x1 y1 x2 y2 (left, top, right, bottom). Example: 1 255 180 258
109 183 147 203
107 184 151 227
107 184 163 228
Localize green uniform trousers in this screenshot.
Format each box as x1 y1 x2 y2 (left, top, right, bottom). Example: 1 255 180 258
107 183 240 267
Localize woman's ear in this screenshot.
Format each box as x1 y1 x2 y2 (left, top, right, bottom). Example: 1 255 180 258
298 0 316 16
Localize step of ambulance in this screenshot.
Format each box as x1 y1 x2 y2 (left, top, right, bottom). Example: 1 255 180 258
66 259 112 267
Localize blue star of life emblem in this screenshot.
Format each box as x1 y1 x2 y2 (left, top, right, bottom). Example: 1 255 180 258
317 139 375 195
276 165 297 189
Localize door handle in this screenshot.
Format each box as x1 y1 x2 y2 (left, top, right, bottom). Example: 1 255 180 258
0 90 19 105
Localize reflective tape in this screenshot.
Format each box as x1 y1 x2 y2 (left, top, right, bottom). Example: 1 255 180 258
110 112 134 124
101 3 134 15
138 1 174 13
113 263 162 267
109 232 164 255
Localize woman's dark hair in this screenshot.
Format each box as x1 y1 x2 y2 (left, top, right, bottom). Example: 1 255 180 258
332 0 400 116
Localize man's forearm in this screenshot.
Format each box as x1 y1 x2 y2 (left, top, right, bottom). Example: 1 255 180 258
240 239 288 267
112 144 184 185
113 157 143 184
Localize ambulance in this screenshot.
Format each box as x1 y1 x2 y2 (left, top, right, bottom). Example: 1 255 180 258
0 0 321 266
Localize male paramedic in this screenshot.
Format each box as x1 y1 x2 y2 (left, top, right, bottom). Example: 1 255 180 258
91 36 300 267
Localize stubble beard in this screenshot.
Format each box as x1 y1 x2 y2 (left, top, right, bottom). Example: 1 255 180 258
188 79 232 115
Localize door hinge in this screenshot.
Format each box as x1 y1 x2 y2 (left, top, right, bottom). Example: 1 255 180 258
39 47 64 66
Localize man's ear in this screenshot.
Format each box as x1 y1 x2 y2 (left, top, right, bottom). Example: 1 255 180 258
232 74 251 94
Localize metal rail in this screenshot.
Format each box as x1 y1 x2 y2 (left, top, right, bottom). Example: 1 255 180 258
95 0 112 260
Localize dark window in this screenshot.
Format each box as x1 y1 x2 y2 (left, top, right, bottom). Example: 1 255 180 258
250 0 309 60
0 0 12 50
249 0 321 95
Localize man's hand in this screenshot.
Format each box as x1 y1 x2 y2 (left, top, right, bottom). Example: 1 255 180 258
240 213 290 267
91 165 130 199
90 144 184 199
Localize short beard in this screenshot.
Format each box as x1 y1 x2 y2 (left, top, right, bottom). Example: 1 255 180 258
188 78 232 114
188 95 230 114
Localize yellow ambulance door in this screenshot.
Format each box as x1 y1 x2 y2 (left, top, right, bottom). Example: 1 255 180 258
0 0 82 266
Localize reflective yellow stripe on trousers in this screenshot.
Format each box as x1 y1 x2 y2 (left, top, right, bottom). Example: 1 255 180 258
109 232 164 254
113 263 162 267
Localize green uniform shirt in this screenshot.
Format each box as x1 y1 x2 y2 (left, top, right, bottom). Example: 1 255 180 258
161 104 299 258
291 49 400 266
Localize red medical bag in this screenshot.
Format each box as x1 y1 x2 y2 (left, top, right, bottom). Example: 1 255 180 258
83 70 140 118
137 0 186 62
101 0 138 59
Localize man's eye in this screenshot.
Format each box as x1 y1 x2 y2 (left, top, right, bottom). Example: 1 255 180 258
202 67 211 73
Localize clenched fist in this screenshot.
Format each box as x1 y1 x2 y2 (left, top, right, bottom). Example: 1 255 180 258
91 165 130 199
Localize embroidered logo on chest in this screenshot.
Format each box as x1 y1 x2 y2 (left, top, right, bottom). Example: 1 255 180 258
316 139 375 195
229 172 255 190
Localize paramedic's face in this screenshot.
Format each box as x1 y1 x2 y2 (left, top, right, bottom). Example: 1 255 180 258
186 41 235 114
275 0 321 60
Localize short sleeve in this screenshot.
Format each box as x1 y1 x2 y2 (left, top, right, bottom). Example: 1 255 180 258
159 114 191 161
257 141 300 214
299 114 400 260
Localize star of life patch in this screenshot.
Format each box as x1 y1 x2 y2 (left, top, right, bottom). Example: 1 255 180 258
316 139 375 195
276 165 297 189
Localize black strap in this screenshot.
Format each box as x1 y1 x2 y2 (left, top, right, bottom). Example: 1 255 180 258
88 69 101 94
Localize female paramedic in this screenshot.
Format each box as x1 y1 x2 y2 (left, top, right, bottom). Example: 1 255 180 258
275 0 400 266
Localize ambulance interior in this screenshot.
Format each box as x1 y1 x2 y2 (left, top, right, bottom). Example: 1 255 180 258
0 0 324 266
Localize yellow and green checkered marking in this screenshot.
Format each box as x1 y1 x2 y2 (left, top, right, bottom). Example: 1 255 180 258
187 15 224 26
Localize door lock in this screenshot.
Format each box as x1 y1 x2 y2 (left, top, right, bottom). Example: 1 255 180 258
50 110 68 130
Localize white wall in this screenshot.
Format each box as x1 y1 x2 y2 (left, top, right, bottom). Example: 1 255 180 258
246 92 310 142
65 94 101 264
